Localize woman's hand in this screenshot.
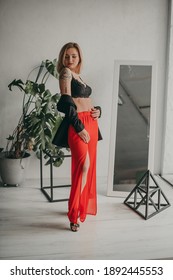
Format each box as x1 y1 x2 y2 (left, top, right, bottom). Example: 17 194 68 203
78 129 90 143
90 107 100 120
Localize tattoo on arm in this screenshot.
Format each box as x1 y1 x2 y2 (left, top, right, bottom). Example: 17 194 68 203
59 68 72 80
59 68 72 94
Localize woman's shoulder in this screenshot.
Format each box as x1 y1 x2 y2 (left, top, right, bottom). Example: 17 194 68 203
59 67 72 80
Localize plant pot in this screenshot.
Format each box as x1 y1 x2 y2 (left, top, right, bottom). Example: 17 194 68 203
0 152 30 186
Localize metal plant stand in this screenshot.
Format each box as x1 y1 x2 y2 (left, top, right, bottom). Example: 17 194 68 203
40 150 71 202
124 170 171 219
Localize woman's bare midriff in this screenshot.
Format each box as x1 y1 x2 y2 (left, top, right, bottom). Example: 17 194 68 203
73 97 93 112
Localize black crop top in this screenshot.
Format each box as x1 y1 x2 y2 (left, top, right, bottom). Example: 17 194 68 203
71 77 92 98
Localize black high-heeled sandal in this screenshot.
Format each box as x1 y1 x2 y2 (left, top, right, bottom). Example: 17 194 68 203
70 223 80 232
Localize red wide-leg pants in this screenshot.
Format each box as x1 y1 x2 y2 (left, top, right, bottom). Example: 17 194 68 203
68 111 98 224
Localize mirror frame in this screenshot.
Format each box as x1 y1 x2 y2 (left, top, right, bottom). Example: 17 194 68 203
107 60 157 197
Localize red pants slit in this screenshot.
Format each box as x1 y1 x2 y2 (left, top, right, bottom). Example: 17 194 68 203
68 111 98 223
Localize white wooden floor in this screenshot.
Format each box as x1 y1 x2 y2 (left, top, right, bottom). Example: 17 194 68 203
0 176 173 260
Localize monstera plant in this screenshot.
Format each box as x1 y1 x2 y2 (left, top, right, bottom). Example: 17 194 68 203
0 59 64 186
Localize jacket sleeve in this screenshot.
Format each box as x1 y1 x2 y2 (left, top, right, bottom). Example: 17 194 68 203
57 94 84 133
94 106 102 118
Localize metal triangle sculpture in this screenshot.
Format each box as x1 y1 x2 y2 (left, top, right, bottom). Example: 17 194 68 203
124 170 171 219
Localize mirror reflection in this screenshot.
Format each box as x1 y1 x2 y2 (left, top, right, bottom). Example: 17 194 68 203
113 65 152 191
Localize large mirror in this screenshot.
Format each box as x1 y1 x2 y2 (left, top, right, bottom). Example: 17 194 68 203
107 61 156 196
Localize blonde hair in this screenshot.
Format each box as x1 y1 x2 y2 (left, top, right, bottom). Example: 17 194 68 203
57 42 83 74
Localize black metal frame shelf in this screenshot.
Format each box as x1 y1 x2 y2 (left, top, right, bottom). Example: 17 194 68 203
40 150 71 202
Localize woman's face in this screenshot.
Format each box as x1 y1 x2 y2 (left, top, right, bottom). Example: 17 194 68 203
63 47 80 72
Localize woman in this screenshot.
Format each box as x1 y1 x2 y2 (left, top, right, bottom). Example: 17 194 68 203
53 42 102 232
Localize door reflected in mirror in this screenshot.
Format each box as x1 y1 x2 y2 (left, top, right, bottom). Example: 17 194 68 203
113 65 152 191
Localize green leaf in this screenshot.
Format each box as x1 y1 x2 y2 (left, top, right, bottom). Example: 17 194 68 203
44 127 52 139
41 136 45 150
25 80 38 95
45 113 55 122
6 135 14 140
51 93 60 103
38 111 45 119
38 83 45 94
44 59 59 79
35 150 41 159
43 89 51 100
35 99 42 110
53 157 64 167
8 79 24 91
45 122 52 132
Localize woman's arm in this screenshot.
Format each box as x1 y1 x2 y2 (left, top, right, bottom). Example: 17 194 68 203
58 68 90 143
59 67 72 95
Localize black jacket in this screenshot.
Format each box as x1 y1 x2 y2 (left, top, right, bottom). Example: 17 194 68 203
52 94 102 148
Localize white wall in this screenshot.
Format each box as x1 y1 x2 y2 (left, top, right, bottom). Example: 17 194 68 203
0 0 169 182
